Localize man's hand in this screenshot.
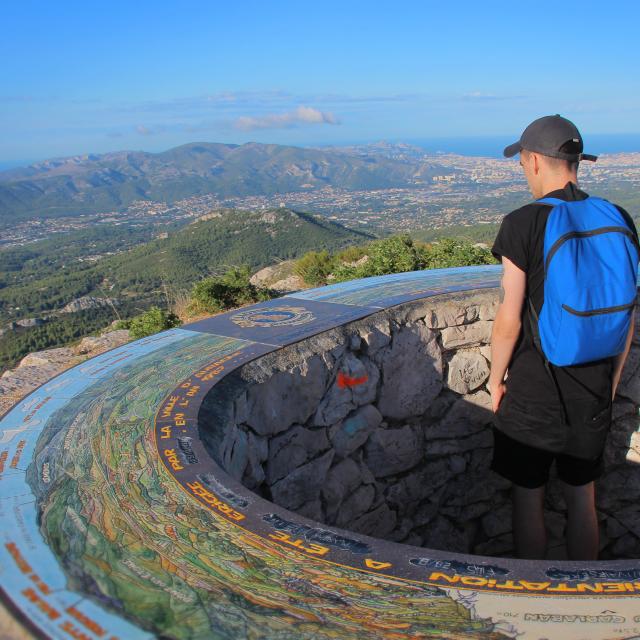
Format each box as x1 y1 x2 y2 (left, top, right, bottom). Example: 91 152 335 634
612 309 635 400
489 381 506 413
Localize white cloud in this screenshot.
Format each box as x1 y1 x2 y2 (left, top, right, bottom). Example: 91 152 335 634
234 106 340 131
135 124 154 136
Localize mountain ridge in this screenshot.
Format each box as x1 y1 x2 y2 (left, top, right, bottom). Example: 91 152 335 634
0 141 448 223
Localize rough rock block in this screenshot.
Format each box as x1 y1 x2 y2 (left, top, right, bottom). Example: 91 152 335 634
482 503 512 538
336 484 375 527
446 351 490 394
361 324 391 356
73 330 130 355
349 503 397 538
323 458 364 519
271 450 335 511
440 320 493 350
329 404 382 458
364 424 424 478
420 515 469 553
266 425 329 484
423 302 480 329
425 390 492 440
221 425 249 481
246 355 327 436
376 323 442 420
618 346 640 403
313 353 379 426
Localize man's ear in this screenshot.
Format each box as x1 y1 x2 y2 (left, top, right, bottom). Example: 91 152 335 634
532 152 541 175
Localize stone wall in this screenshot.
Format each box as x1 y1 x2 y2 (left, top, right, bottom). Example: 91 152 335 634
199 289 640 560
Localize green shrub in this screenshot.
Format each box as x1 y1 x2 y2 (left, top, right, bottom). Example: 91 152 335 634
294 250 337 286
331 235 496 283
335 245 367 263
332 235 423 282
127 307 181 339
419 238 497 269
189 266 272 314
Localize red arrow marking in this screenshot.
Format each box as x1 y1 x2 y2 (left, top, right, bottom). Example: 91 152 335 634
337 372 368 389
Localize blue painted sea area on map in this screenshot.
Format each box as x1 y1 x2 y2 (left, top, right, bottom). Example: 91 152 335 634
183 297 379 345
287 265 502 307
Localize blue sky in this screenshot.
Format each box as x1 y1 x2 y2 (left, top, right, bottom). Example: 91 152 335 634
1 0 639 165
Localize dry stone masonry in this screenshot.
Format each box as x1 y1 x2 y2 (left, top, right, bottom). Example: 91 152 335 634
199 289 640 560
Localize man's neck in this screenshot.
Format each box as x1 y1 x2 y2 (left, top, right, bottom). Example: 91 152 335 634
537 176 578 199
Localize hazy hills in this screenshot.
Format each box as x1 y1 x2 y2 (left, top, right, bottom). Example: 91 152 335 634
0 142 451 223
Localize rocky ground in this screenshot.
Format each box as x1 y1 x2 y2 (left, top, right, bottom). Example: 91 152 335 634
0 330 130 415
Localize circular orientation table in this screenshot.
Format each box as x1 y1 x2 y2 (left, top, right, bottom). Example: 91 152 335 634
1 265 640 640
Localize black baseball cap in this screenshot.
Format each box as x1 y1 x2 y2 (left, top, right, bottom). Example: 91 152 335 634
504 115 597 162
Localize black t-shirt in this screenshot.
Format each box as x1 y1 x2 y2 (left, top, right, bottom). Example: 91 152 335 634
491 182 638 445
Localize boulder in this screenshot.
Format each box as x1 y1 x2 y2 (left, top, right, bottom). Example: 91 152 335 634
364 424 424 478
361 324 391 356
246 355 328 436
423 302 480 329
266 425 329 484
329 404 383 458
335 484 376 527
313 353 379 426
271 450 335 511
481 503 512 538
350 503 397 538
322 458 364 520
425 390 493 440
19 347 80 369
220 425 249 481
73 330 130 355
446 351 490 394
376 323 442 420
440 320 493 350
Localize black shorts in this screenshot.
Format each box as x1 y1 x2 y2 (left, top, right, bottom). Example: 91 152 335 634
491 428 604 489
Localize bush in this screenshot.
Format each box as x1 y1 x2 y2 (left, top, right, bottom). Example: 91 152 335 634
331 235 496 283
332 235 423 282
189 266 272 314
126 307 181 339
294 250 337 286
419 238 497 269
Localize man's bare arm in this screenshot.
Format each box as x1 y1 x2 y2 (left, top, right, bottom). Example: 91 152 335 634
489 256 526 412
612 308 635 400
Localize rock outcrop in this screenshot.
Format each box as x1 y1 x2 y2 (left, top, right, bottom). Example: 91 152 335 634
0 329 130 414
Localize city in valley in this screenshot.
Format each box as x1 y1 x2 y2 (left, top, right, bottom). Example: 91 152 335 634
3 148 640 251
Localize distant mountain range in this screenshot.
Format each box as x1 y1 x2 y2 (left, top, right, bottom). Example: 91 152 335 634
0 142 451 223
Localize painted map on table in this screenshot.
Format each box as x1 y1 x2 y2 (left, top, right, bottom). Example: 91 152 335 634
1 266 639 640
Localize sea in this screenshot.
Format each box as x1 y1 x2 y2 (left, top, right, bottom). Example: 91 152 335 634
408 134 640 158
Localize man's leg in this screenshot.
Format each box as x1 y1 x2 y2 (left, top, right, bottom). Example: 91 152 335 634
491 428 552 559
562 481 598 560
512 484 546 559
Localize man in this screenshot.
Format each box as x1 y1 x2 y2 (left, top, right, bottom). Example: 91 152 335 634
489 115 638 560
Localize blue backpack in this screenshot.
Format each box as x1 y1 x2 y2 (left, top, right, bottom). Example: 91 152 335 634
531 196 639 367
